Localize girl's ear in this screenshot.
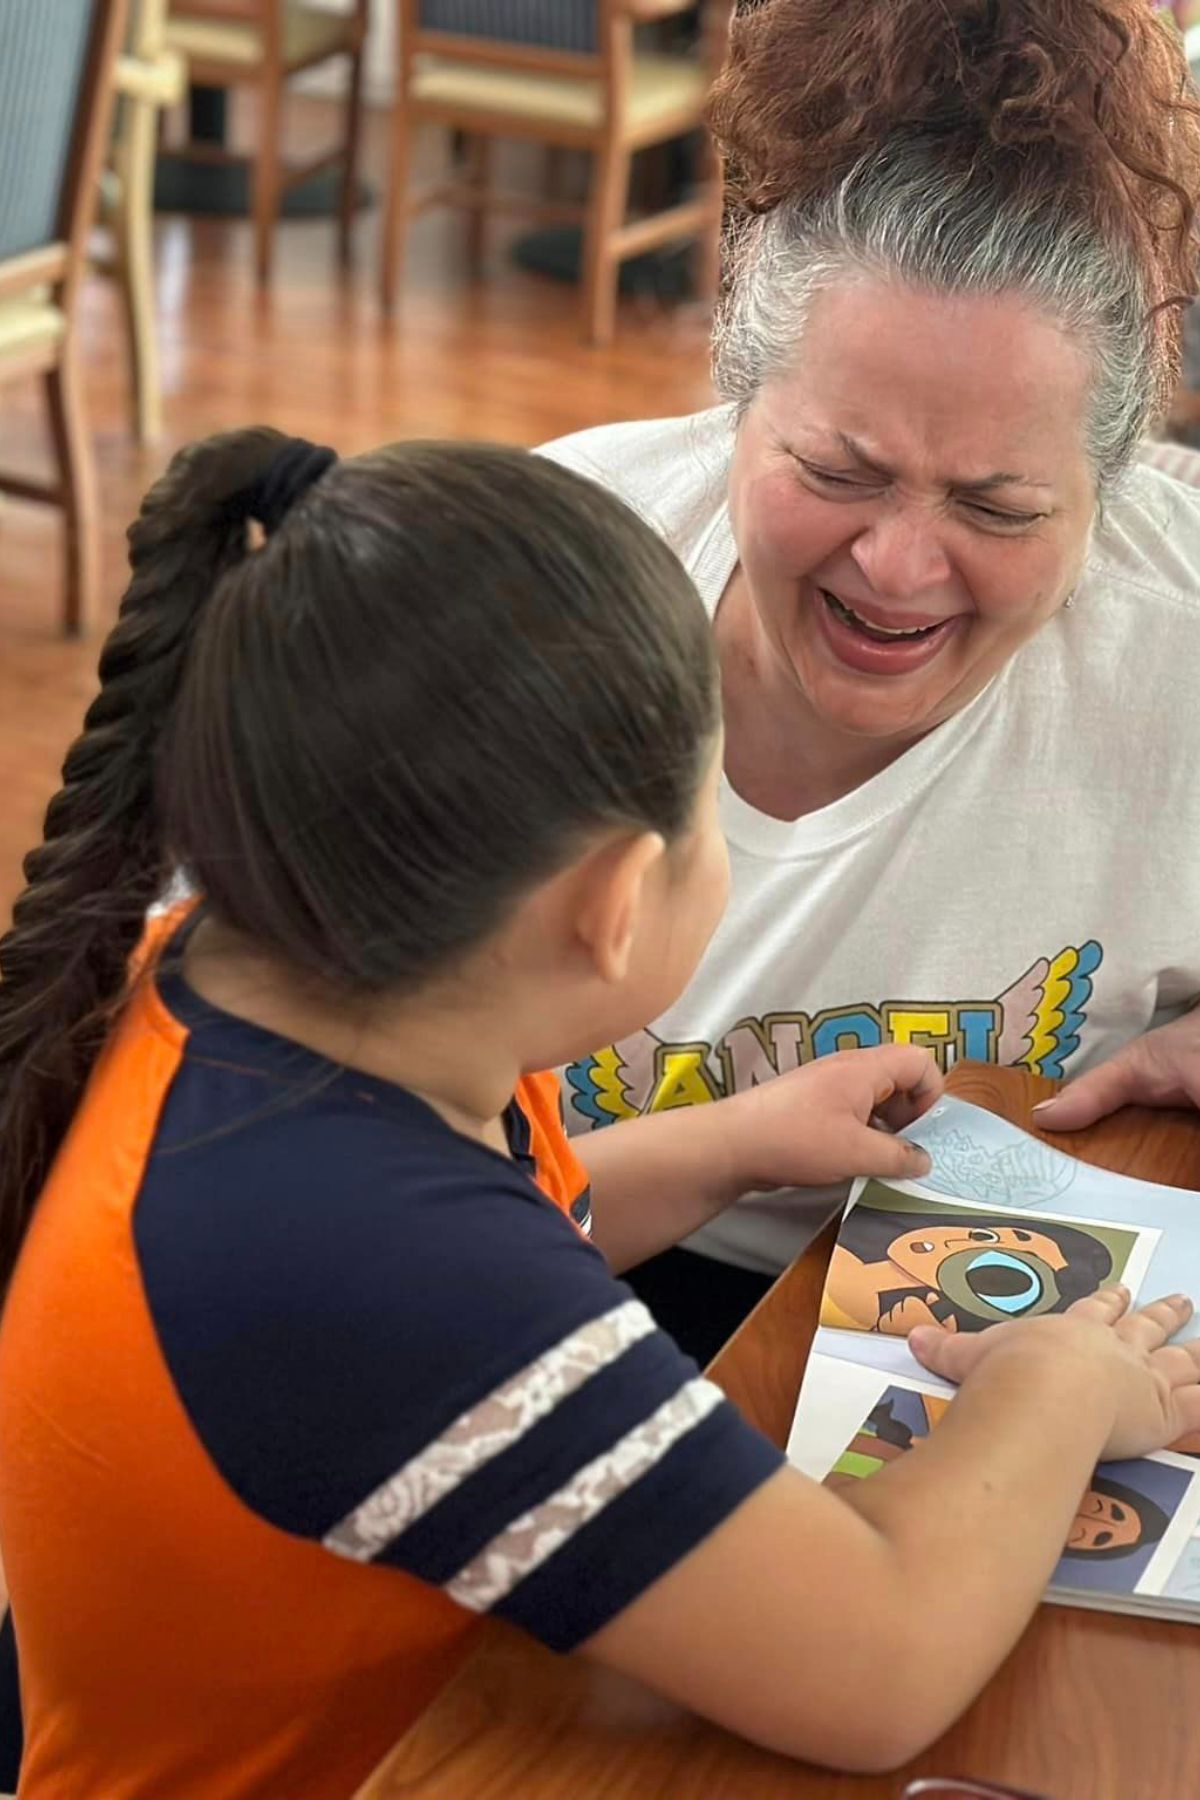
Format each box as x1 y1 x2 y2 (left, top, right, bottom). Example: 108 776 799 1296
573 830 667 985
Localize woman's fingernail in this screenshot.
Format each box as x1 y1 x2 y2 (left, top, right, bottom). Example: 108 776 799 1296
1032 1100 1055 1113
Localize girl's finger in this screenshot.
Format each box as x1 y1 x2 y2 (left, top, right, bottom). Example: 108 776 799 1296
908 1322 992 1386
1115 1294 1194 1351
1067 1283 1130 1324
875 1091 934 1132
847 1122 933 1181
864 1045 943 1111
1167 1386 1200 1442
1149 1343 1200 1387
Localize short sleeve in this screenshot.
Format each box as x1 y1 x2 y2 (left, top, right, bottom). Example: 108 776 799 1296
135 1076 783 1651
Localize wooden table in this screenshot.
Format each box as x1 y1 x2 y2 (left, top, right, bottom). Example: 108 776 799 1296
357 1064 1200 1800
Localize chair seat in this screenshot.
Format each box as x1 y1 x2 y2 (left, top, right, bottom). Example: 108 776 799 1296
0 296 65 361
165 3 353 71
411 52 707 135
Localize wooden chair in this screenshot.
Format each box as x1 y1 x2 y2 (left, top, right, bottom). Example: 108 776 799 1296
94 0 186 442
163 0 369 285
382 1 731 346
0 0 129 636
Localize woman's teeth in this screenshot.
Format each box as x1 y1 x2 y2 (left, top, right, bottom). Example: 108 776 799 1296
821 589 940 641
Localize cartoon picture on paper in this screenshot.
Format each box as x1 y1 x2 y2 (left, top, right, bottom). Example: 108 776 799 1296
822 1183 1143 1336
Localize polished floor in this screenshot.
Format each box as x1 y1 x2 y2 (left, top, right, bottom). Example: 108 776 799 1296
0 102 715 917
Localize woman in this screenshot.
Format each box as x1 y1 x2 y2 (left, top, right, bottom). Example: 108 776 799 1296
543 0 1200 1359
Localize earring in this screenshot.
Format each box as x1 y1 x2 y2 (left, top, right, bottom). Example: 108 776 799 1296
1063 591 1076 610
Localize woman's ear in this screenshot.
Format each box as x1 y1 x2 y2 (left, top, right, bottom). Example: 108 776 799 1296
573 830 666 985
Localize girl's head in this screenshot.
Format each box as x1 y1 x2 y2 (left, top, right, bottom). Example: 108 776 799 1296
0 432 725 1284
705 0 1200 744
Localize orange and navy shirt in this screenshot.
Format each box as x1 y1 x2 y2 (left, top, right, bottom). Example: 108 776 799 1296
0 932 782 1798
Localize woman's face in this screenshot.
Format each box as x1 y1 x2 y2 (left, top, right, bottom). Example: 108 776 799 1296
726 279 1098 742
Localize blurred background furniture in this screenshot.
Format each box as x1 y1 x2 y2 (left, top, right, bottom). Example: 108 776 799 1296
383 0 729 345
93 0 186 442
0 0 128 635
163 0 369 283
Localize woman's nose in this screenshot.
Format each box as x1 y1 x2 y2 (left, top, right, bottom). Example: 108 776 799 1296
850 506 953 598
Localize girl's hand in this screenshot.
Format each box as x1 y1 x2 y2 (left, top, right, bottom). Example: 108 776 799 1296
722 1044 943 1191
910 1286 1200 1461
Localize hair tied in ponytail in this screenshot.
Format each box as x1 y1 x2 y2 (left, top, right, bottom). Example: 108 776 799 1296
249 439 337 537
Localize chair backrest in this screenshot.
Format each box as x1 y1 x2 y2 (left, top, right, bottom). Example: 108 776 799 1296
0 0 128 285
403 2 723 85
419 2 599 54
401 0 727 144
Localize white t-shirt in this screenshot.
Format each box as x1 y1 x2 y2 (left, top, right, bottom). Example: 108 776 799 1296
540 408 1200 1274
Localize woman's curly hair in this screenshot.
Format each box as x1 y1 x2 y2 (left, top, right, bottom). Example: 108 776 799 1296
707 1 1200 478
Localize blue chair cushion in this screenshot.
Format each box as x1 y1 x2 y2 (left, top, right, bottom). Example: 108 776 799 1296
0 0 96 261
420 1 597 55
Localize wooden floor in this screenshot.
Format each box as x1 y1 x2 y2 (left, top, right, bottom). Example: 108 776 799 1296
0 100 715 916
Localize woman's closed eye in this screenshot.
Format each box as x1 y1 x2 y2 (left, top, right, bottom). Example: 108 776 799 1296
962 499 1048 533
796 460 879 495
797 460 1047 531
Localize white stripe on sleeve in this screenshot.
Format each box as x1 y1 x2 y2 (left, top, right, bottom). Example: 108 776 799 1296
323 1298 656 1562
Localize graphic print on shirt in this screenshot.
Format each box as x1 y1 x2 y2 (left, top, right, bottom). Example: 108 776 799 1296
565 941 1103 1126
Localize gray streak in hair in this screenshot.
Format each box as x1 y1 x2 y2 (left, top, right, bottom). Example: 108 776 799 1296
713 133 1156 492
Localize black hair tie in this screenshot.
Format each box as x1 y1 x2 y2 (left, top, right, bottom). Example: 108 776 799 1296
249 438 337 536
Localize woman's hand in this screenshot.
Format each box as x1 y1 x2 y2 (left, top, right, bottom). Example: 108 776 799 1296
910 1285 1200 1462
1033 1008 1200 1132
719 1044 943 1191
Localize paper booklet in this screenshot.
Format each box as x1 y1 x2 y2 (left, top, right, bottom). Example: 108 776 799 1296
786 1096 1200 1623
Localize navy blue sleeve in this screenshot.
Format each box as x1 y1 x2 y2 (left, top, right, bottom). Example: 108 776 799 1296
135 1061 783 1651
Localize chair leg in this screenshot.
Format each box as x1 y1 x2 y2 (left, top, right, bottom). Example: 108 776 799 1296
463 135 491 275
381 108 416 313
44 350 100 638
338 44 365 266
582 139 632 347
113 112 163 443
254 73 285 287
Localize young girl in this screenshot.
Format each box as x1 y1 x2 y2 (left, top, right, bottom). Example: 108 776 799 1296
0 433 1196 1797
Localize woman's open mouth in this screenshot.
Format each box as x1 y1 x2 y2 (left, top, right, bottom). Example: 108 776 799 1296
815 586 959 676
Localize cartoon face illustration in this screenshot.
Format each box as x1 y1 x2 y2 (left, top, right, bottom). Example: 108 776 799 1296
825 1200 1114 1335
1063 1476 1169 1561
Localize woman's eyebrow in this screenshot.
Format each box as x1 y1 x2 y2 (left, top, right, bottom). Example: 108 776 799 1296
835 432 1053 492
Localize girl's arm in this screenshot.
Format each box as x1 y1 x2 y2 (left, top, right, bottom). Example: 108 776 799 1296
582 1290 1200 1771
578 1044 941 1272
